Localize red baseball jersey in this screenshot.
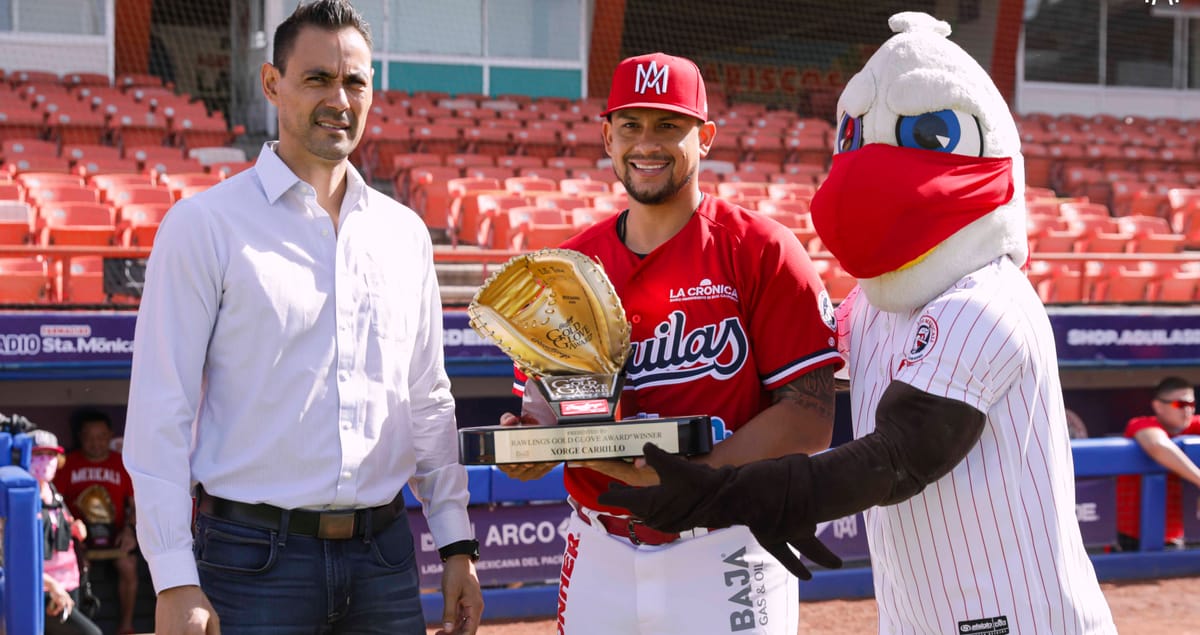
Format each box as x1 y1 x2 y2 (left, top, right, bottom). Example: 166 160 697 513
1116 414 1200 542
55 450 135 529
515 195 841 513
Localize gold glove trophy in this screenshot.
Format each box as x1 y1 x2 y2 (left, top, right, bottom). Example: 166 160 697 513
461 248 712 465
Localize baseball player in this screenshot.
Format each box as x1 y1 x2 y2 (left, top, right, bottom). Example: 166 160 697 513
601 14 1117 635
499 52 843 634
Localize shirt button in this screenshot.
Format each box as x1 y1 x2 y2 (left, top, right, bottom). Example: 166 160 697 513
341 471 352 480
338 371 348 381
321 229 330 236
342 421 352 430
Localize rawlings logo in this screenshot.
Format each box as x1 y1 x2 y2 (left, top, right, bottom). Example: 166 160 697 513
627 311 748 388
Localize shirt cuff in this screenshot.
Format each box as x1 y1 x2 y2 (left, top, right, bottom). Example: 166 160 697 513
145 548 200 594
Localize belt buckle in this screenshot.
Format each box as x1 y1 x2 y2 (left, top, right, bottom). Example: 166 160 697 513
626 519 644 546
317 511 356 539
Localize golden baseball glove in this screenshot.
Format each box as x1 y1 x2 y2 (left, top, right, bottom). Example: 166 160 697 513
468 248 631 378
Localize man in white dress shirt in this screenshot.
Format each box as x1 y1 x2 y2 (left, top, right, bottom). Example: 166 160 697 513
123 2 482 634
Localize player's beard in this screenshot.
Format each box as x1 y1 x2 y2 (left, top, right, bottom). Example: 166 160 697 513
620 161 694 206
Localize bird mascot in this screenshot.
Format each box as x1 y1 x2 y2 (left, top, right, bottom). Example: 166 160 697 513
600 12 1117 633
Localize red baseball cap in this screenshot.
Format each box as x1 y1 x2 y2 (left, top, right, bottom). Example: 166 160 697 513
602 52 708 121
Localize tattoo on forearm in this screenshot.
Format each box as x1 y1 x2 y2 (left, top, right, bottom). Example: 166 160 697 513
773 366 835 419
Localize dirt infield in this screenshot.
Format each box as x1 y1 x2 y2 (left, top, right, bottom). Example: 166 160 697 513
440 575 1200 634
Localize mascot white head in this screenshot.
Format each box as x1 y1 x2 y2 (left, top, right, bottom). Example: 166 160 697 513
811 12 1027 313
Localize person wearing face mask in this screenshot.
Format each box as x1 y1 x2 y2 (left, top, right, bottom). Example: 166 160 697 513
1116 376 1200 551
31 429 103 635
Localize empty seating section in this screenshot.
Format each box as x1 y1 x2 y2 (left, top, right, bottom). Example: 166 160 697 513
3 75 1198 306
0 68 245 303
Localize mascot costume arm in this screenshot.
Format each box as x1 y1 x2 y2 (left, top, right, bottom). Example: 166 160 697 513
599 382 984 578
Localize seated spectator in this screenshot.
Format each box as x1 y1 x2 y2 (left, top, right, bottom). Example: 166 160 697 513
54 407 139 635
31 429 103 635
1116 377 1200 551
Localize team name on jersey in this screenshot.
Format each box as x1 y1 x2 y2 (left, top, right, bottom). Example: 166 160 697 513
627 311 748 388
70 467 123 486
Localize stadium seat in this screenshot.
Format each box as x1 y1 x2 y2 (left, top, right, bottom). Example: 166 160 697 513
1115 215 1185 253
46 108 108 146
777 163 825 185
0 257 51 303
26 185 99 215
518 166 569 182
4 155 73 175
559 179 611 198
407 166 465 231
116 72 167 91
146 158 206 183
187 146 247 166
547 156 596 172
766 182 816 202
571 207 618 231
2 139 58 163
0 200 34 244
496 155 545 172
1067 217 1133 253
498 206 566 251
504 176 558 195
0 182 22 201
210 160 254 179
475 193 535 247
739 133 788 165
62 72 109 89
62 143 121 164
813 260 856 303
162 173 221 201
38 202 116 246
15 172 83 190
0 108 46 142
463 127 513 158
757 199 810 216
533 194 590 213
567 167 614 181
125 144 183 165
1156 269 1200 303
74 157 142 177
592 193 629 211
110 112 169 148
1090 265 1155 304
462 165 516 181
118 203 171 246
446 177 503 246
57 255 117 304
561 128 606 160
411 123 463 156
105 184 173 213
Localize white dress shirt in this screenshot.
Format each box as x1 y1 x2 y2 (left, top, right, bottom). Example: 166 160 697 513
124 142 471 593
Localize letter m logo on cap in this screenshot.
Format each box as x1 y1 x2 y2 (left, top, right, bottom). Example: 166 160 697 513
635 61 669 95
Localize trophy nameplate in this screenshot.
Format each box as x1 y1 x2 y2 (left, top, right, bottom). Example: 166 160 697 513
459 415 713 465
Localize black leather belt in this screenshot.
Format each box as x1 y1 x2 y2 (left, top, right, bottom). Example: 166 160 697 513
196 488 405 540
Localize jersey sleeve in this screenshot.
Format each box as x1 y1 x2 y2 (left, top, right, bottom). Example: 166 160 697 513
744 222 841 390
894 289 1026 414
512 364 527 397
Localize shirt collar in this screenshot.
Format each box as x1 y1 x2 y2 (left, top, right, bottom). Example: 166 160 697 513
254 141 369 210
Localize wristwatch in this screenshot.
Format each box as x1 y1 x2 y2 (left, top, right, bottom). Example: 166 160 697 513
438 539 481 562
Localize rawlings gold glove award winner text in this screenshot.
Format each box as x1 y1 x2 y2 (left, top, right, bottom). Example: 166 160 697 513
461 248 712 464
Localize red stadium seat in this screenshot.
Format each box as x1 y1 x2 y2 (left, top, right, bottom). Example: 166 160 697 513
571 207 619 231
0 257 51 303
1115 215 1185 253
38 202 116 246
118 203 171 246
446 177 503 246
504 176 557 195
0 200 34 244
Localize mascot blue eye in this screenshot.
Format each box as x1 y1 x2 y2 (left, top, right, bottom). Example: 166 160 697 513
895 110 982 156
835 113 863 154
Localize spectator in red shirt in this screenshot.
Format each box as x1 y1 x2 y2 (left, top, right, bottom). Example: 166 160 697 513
1116 376 1200 551
54 407 139 635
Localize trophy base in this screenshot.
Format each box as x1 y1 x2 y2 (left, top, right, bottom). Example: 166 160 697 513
459 416 713 465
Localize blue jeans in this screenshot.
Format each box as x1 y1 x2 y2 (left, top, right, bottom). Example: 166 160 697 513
195 510 425 635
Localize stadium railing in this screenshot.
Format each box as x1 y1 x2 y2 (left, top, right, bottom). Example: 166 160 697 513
0 431 43 635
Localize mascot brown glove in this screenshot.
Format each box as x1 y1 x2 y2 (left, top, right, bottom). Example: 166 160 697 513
600 444 842 580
